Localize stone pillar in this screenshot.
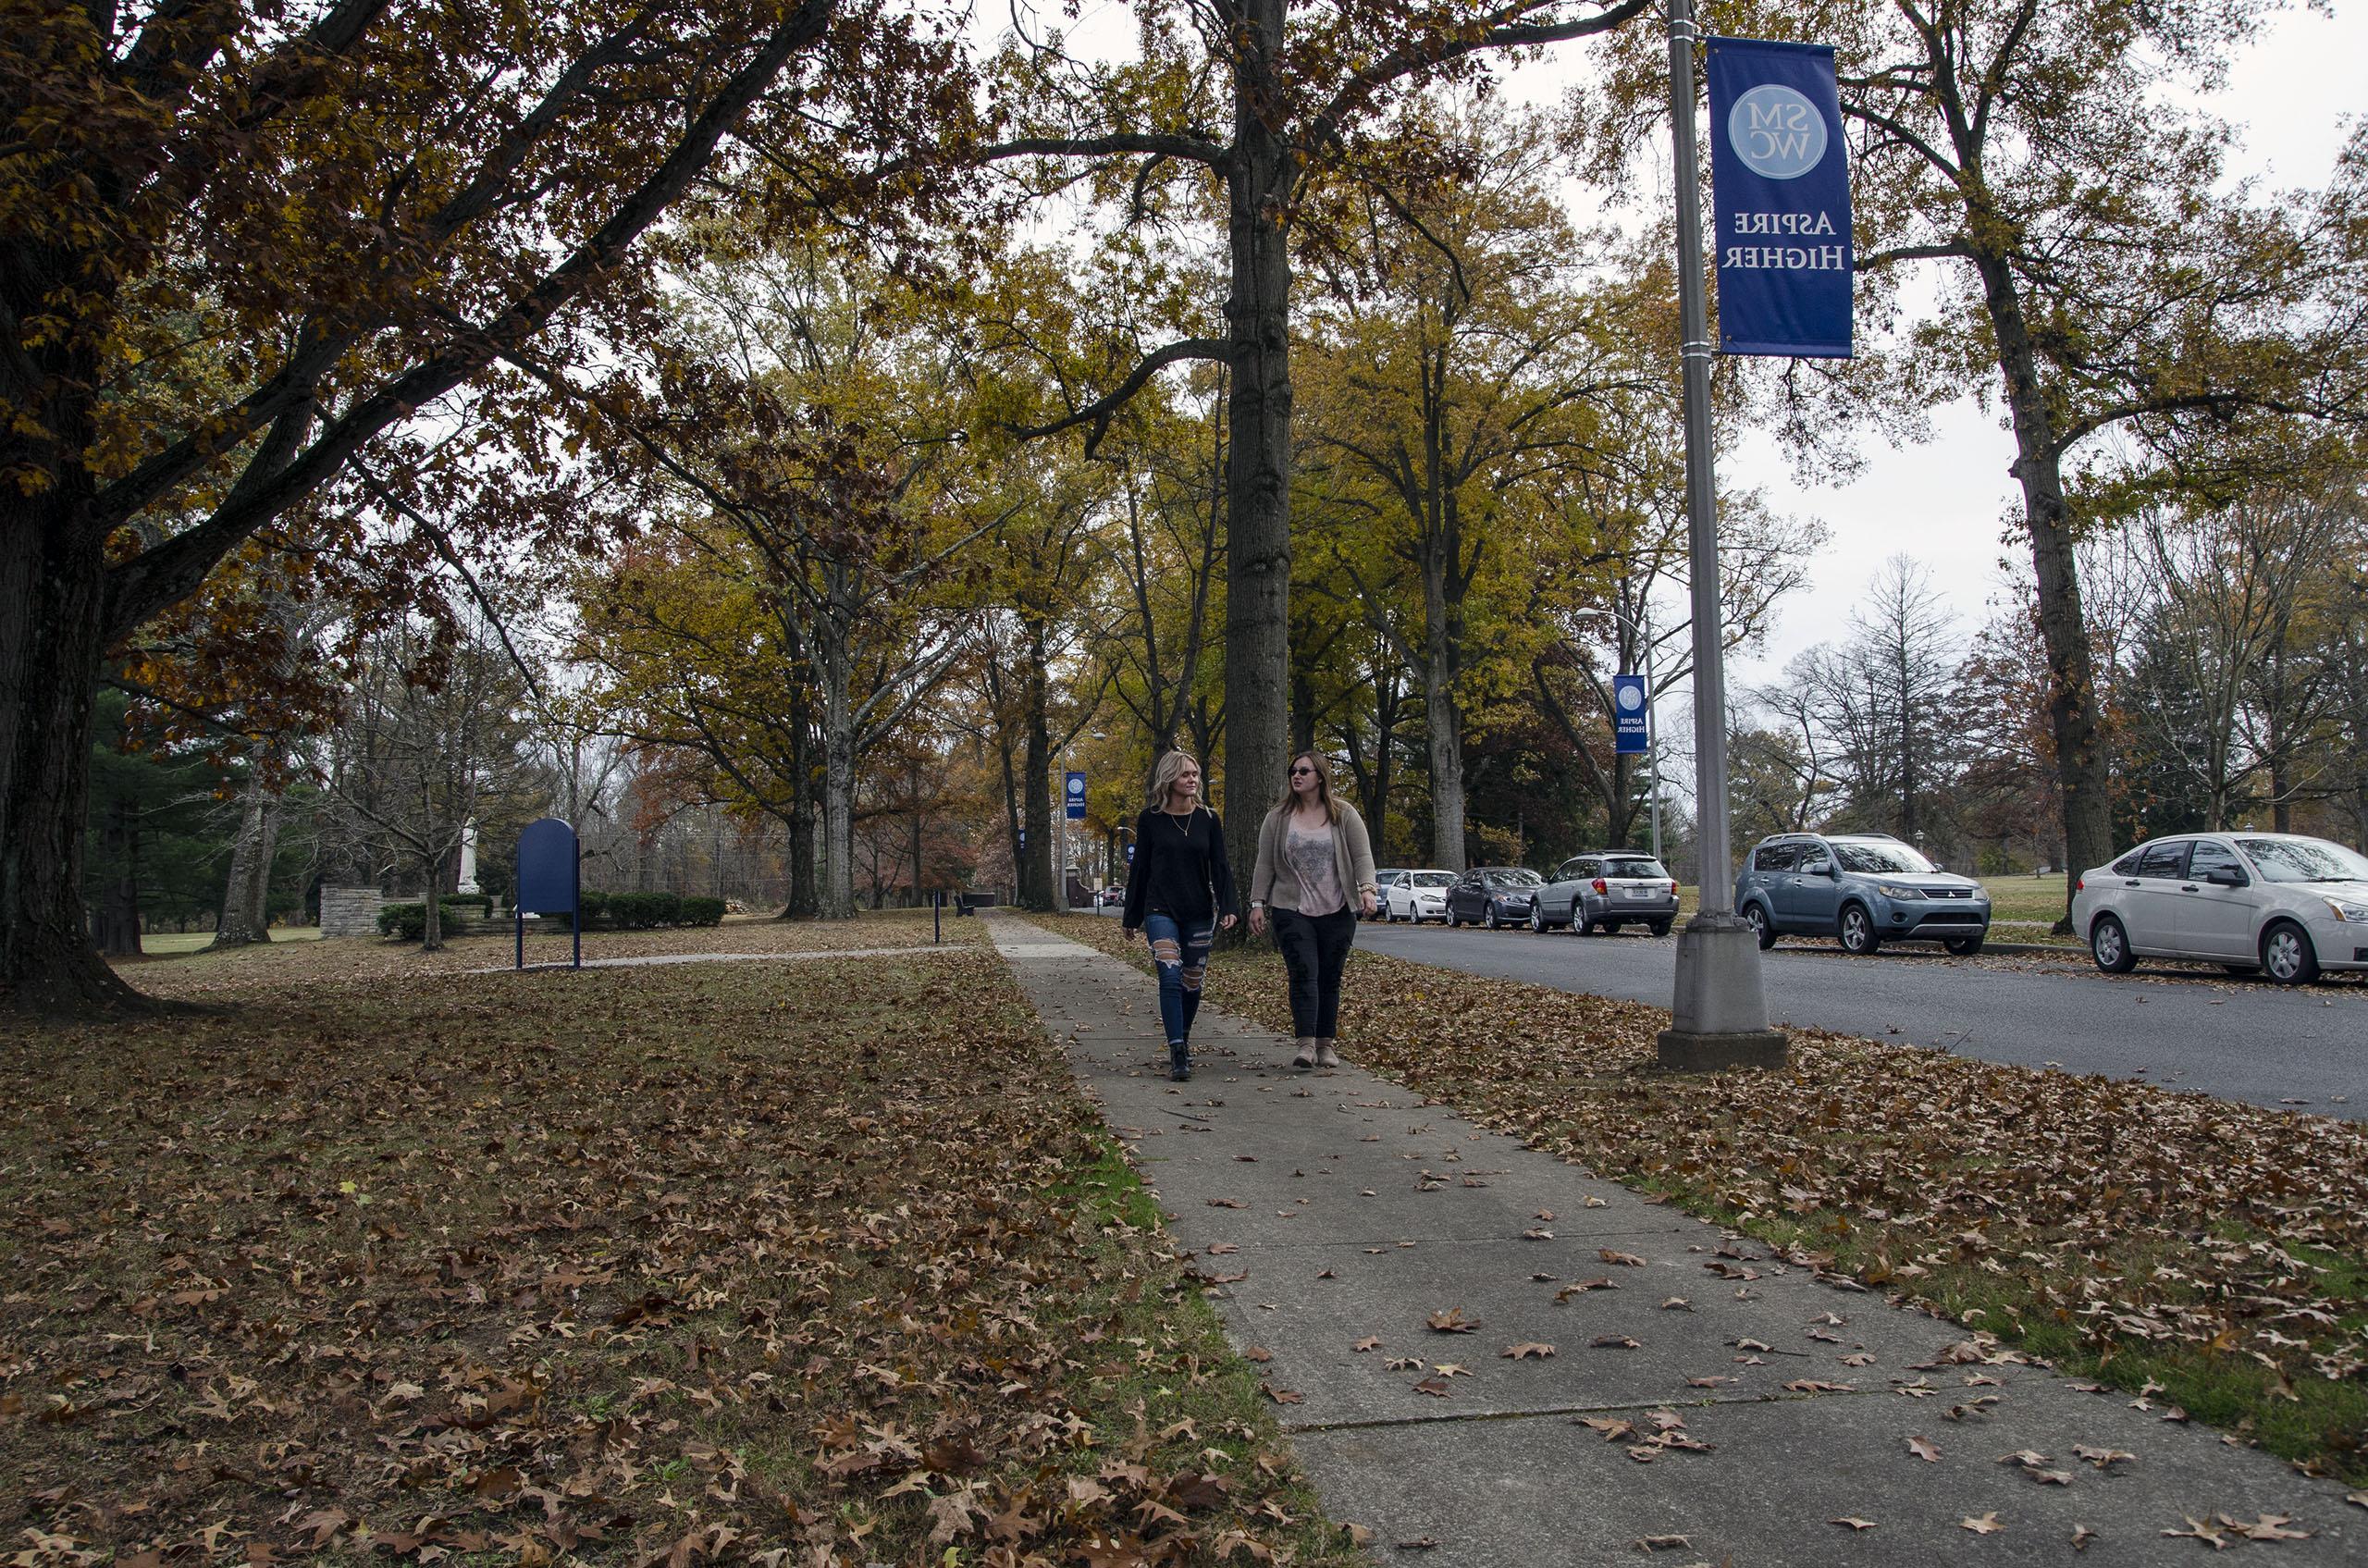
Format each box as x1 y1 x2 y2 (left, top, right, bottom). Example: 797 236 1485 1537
456 819 481 895
318 887 385 938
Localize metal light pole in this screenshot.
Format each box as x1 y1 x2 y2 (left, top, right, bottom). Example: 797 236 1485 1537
1057 750 1072 915
1659 0 1785 1069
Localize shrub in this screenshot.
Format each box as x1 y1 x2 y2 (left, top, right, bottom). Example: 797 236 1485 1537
605 891 683 930
376 897 491 941
680 896 726 927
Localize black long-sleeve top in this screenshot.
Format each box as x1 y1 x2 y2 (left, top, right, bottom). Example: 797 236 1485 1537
1121 806 1239 931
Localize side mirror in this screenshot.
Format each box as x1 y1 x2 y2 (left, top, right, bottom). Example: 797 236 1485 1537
2205 866 2246 887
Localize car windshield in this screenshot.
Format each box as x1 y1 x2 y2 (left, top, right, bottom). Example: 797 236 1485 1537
1831 841 1936 874
1488 870 1544 886
1412 871 1453 887
1606 858 1669 880
2235 837 2368 883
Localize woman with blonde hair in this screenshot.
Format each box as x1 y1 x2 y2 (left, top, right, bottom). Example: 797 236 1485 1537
1120 749 1239 1081
1248 751 1376 1068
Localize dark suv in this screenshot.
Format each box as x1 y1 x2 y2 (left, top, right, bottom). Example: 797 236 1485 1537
1734 833 1992 955
1444 867 1545 929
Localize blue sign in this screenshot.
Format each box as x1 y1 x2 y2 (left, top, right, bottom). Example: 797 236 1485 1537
1706 37 1853 358
1065 770 1087 821
1124 843 1135 863
512 817 581 969
1612 674 1650 756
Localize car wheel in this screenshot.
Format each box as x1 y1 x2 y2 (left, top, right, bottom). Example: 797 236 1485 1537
1603 921 1623 935
1527 908 1544 932
2089 913 2136 974
2261 920 2320 986
1745 903 1775 950
1943 933 1984 956
1648 920 1672 938
1484 907 1501 931
1838 903 1881 956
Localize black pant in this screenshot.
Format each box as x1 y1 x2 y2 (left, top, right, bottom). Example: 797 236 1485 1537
1272 906 1356 1038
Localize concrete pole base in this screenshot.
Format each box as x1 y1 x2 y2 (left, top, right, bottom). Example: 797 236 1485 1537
1659 911 1788 1071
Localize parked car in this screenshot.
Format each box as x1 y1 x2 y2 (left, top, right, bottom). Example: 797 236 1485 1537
1387 870 1454 923
1445 867 1546 929
1536 851 1680 936
2070 832 2368 985
1733 833 1991 955
1369 869 1407 920
1095 885 1126 907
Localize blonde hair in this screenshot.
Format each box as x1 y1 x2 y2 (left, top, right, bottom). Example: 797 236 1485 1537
1146 749 1202 812
1272 750 1340 823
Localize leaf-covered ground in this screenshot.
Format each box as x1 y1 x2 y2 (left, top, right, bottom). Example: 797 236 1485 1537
1042 915 2368 1483
2 912 1360 1567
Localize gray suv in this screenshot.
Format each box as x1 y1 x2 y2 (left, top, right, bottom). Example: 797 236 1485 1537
1734 833 1991 956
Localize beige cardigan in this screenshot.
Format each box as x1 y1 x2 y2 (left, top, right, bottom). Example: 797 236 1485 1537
1249 800 1378 915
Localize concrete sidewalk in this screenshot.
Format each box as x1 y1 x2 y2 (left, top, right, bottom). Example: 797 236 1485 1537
984 913 2359 1566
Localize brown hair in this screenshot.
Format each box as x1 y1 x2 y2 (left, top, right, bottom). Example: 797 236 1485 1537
1273 750 1339 824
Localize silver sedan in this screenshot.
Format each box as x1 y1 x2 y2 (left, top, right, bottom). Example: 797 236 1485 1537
2071 832 2368 984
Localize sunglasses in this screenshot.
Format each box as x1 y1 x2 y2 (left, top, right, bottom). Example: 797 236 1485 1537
1290 767 1316 776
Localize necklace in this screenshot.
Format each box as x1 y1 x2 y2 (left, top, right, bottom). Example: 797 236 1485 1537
1165 805 1195 836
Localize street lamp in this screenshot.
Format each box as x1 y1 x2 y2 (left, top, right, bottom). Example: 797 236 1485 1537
1658 0 1783 1070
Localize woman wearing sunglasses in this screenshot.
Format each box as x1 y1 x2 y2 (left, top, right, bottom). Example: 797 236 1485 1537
1247 751 1377 1068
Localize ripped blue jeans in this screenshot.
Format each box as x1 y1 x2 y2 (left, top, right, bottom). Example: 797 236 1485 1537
1140 911 1214 1047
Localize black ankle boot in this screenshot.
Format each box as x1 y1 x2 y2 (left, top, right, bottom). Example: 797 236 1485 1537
1168 1042 1191 1081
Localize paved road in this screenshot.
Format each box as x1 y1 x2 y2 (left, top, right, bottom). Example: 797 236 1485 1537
1352 920 2367 1119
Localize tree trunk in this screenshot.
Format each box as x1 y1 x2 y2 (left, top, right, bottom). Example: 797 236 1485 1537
909 755 925 905
1219 0 1293 925
421 847 445 951
1423 553 1467 870
0 515 143 1012
93 793 143 958
783 687 819 918
210 780 282 949
1018 623 1054 911
817 625 857 920
1976 250 2114 927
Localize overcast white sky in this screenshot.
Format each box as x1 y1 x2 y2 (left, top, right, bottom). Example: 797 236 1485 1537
1043 0 2363 694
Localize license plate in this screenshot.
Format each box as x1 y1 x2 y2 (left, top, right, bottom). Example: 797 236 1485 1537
1623 887 1651 899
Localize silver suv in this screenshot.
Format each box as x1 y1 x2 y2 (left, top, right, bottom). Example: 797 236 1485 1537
1734 833 1991 956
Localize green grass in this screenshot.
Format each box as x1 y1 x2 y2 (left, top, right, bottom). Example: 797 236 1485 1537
137 926 323 955
1981 872 2072 928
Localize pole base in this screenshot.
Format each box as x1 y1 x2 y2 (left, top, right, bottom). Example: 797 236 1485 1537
1660 911 1787 1071
1657 1026 1789 1071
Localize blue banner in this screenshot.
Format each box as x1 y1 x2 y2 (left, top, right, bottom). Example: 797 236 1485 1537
1705 37 1853 358
1611 674 1650 756
1065 770 1088 821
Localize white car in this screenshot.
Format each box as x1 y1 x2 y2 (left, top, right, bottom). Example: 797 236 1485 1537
1387 869 1454 923
2070 832 2368 984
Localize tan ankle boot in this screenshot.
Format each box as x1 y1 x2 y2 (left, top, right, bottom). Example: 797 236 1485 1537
1316 1040 1341 1068
1292 1037 1316 1069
